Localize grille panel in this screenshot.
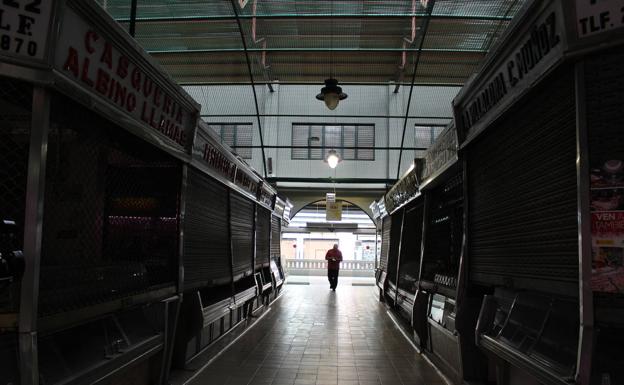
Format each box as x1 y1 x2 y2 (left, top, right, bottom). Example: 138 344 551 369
184 168 230 290
467 68 578 296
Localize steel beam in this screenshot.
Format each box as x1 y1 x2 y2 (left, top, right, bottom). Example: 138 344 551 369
226 145 427 150
115 14 513 22
129 0 138 37
266 177 397 184
200 114 452 120
148 48 488 54
230 0 268 177
396 0 436 179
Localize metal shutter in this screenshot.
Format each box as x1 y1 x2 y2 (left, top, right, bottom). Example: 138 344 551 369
421 175 463 287
387 211 404 284
270 216 281 260
467 68 578 297
230 192 254 278
380 216 391 271
256 206 271 268
184 168 230 289
398 199 424 293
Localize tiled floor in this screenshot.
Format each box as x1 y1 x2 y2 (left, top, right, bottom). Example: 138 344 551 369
189 279 446 385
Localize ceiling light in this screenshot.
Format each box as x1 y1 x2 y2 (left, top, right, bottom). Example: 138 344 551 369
326 150 340 169
316 78 348 110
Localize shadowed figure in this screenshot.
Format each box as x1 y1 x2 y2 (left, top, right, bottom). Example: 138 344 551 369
325 243 343 291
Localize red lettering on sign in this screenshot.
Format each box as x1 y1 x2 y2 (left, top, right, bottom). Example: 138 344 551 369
108 78 116 99
100 42 113 69
117 55 129 79
131 67 141 91
143 77 153 97
81 58 94 87
175 105 183 124
63 46 79 77
126 93 136 112
95 69 110 95
163 95 172 114
85 30 98 54
114 83 127 107
153 87 162 107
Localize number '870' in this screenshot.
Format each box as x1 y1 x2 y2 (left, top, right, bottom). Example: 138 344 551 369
1 34 37 56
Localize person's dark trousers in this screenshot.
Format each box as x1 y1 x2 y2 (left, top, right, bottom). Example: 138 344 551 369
328 269 339 290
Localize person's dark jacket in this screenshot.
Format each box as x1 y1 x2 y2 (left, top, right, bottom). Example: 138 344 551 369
325 249 343 270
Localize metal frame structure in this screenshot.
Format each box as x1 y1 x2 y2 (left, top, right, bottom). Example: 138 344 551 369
229 0 268 177
92 0 527 181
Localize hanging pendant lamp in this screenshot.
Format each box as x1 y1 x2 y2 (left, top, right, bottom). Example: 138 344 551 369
316 78 348 110
317 0 347 111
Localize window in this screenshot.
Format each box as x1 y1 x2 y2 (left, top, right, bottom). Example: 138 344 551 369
292 124 375 160
414 125 445 158
210 123 253 159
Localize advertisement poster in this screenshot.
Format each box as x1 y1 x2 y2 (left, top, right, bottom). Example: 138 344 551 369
590 159 624 293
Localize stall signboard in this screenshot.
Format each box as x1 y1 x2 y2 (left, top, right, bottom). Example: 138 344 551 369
0 0 53 61
575 0 624 38
234 167 260 196
195 134 237 182
258 184 275 208
454 1 566 144
54 7 196 150
423 125 457 181
385 170 419 214
274 198 286 219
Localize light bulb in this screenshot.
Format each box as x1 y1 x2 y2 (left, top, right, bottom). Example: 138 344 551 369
324 92 340 110
327 153 339 168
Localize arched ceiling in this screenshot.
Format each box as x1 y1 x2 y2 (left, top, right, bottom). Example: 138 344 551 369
96 0 526 86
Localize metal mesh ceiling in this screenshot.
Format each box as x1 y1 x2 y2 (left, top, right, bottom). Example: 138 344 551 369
96 0 525 86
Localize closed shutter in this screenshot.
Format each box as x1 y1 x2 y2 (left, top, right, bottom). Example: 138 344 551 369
256 206 271 268
398 199 424 293
386 211 404 284
380 216 391 271
270 216 281 261
184 168 230 289
230 191 254 278
467 68 578 297
421 174 463 288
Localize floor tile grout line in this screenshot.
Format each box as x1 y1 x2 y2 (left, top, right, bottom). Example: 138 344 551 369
185 291 288 385
383 308 453 385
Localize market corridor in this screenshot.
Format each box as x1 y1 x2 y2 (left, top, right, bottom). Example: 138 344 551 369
186 279 447 385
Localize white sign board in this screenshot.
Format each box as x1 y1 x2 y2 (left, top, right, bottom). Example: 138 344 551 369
55 8 196 150
576 0 624 37
326 202 342 222
0 0 53 60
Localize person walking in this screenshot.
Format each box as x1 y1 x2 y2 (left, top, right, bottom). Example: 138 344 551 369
325 244 343 291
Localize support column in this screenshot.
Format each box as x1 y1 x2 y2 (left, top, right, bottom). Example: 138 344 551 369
19 86 51 385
